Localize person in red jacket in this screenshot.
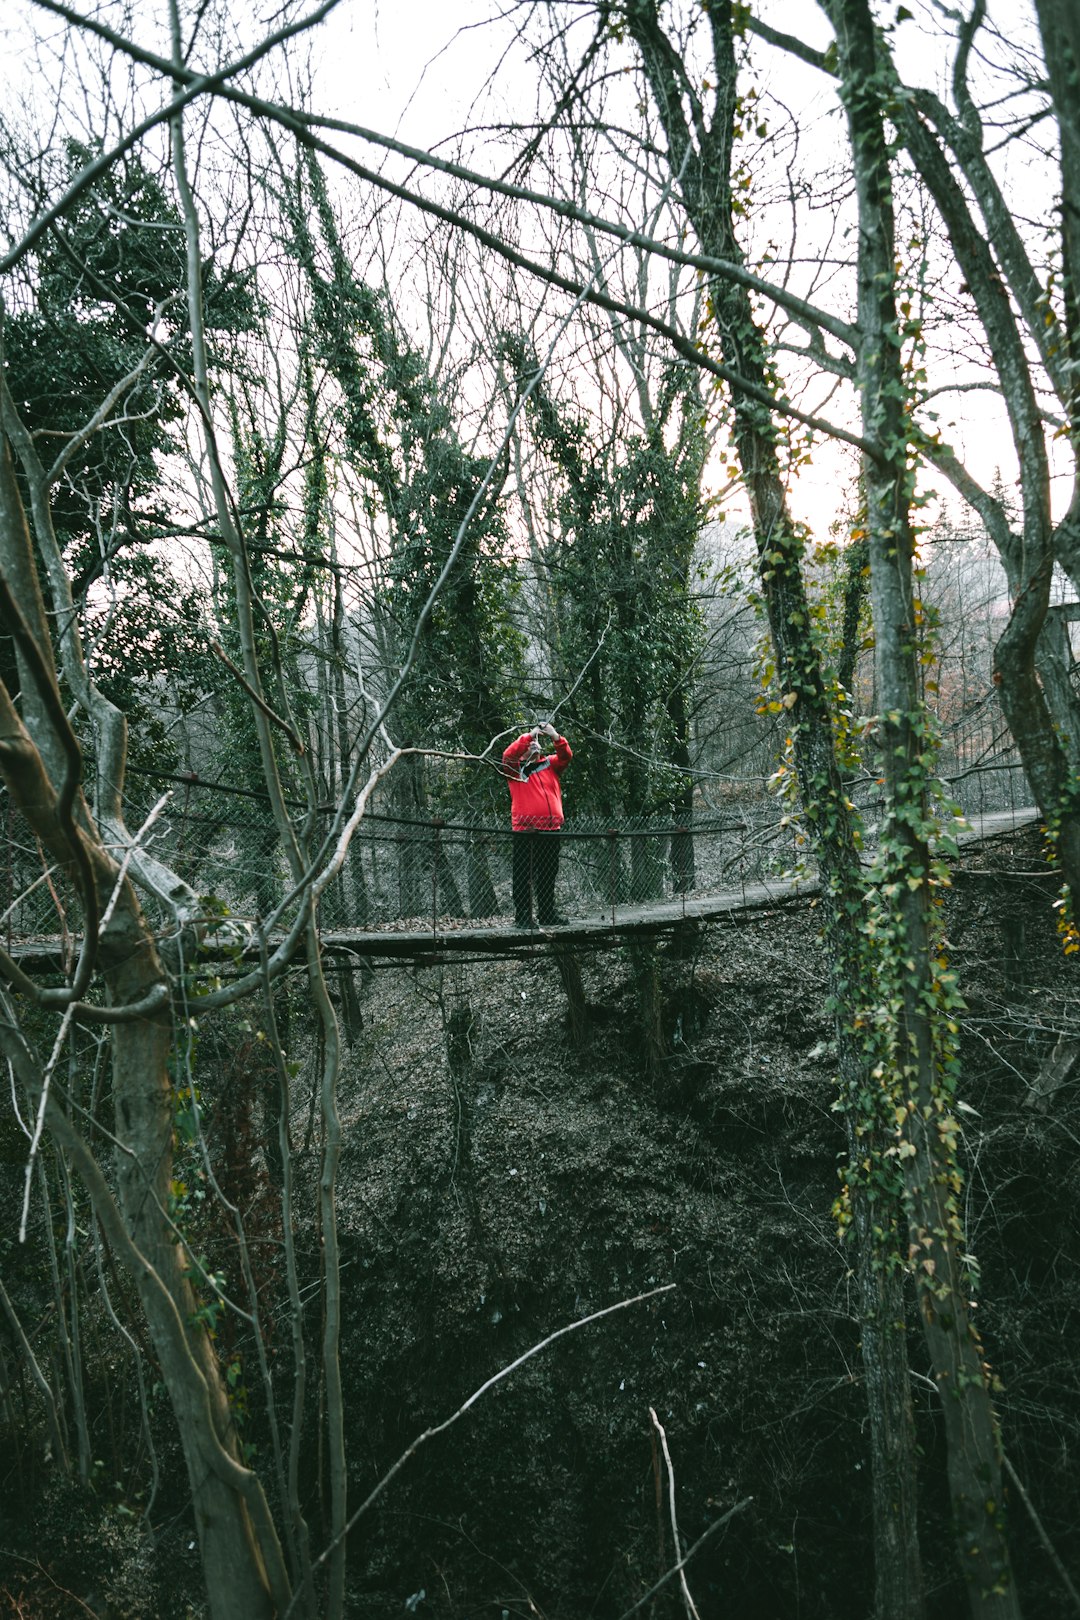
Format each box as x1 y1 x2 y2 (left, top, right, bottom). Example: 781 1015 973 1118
501 721 573 928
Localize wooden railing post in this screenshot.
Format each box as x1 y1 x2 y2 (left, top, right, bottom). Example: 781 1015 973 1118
676 826 689 917
430 817 444 934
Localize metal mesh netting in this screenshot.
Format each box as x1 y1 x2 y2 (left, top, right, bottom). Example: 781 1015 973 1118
1 734 1032 944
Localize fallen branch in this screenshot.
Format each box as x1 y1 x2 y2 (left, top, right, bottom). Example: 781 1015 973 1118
615 1495 754 1620
650 1405 702 1620
283 1284 677 1620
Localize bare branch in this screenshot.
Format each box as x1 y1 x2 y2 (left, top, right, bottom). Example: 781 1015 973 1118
614 1497 754 1620
210 641 306 756
283 1284 678 1620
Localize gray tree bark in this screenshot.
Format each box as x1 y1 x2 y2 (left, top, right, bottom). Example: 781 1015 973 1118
826 0 1022 1611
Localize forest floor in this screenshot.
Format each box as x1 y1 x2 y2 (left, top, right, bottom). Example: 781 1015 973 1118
2 823 1079 1620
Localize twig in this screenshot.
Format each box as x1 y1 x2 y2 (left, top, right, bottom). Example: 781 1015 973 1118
0 864 58 930
19 999 76 1241
98 793 171 933
1003 1454 1080 1615
650 1406 702 1620
614 1497 754 1620
548 614 613 731
0 1552 100 1616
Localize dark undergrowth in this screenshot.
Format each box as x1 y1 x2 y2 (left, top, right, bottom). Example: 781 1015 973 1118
2 825 1078 1618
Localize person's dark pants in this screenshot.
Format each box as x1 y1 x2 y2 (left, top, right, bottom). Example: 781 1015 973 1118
512 829 561 923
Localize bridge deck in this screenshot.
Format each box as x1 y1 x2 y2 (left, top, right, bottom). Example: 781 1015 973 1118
313 807 1042 960
320 875 822 961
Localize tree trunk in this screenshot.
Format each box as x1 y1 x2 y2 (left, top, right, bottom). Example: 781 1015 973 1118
109 941 283 1620
621 5 925 1610
466 839 499 919
828 0 1021 1610
0 428 289 1618
849 1190 922 1620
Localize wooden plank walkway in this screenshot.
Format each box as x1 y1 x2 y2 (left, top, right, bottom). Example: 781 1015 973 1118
319 875 823 961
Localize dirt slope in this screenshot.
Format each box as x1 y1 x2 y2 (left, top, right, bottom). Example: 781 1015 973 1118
330 825 1080 1619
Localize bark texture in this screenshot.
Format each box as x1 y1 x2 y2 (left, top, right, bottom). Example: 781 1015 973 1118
826 0 1021 1610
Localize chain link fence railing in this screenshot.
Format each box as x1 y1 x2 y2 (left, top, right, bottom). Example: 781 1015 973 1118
1 725 1035 946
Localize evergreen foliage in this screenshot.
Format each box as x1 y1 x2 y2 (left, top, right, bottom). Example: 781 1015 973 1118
288 156 529 815
503 333 705 819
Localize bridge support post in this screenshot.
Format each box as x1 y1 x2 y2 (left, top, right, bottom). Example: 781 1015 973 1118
554 945 588 1046
629 939 667 1082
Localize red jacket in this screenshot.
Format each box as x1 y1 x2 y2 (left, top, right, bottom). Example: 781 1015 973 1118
502 733 572 830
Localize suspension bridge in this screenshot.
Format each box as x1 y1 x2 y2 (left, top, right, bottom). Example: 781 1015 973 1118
2 752 1039 972
318 802 1038 964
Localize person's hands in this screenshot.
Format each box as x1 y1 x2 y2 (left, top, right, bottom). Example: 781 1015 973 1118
540 721 558 740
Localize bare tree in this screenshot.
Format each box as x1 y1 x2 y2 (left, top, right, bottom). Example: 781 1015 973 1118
523 4 924 1611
